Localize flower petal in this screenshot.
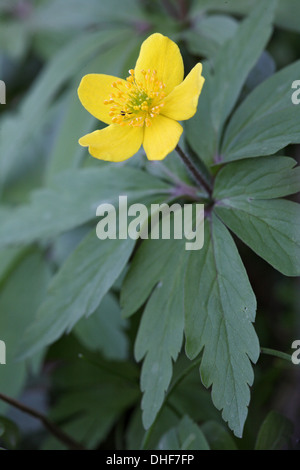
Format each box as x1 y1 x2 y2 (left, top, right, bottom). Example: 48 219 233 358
135 33 184 95
143 115 183 161
161 63 205 121
78 74 127 125
79 124 143 162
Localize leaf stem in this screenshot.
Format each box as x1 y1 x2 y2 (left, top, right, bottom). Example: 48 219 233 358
0 392 85 450
175 145 212 196
260 347 292 363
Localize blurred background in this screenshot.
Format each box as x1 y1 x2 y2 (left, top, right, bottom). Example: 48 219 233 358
0 0 299 450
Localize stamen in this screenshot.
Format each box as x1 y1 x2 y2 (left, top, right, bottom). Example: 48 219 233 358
104 68 166 128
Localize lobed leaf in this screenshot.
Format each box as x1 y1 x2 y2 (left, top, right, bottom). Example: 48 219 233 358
157 415 210 450
0 167 171 247
185 0 277 166
18 232 135 359
122 237 189 429
213 156 300 200
184 215 259 437
222 60 300 161
215 198 300 276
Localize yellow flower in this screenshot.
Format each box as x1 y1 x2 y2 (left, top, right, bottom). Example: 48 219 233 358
78 33 204 162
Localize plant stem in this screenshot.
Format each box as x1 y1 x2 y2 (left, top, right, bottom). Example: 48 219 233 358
0 392 85 450
175 145 212 196
260 347 292 363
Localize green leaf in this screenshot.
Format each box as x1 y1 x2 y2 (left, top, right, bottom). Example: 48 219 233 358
185 215 259 437
157 415 210 450
185 64 217 167
0 251 50 412
222 60 300 161
46 35 140 182
211 0 277 142
185 0 277 166
0 21 28 59
18 231 135 360
213 156 300 200
255 411 293 450
215 198 300 276
183 15 238 58
169 356 221 423
126 405 179 450
0 417 19 448
242 51 275 99
122 237 188 429
191 0 300 35
42 359 139 449
74 293 128 361
0 28 132 187
0 247 27 285
201 421 238 450
0 167 171 247
27 0 146 32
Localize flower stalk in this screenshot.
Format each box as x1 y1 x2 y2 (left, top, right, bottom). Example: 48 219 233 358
175 145 212 197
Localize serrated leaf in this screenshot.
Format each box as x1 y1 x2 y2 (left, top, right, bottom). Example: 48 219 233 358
185 215 259 437
222 60 300 161
157 415 210 450
213 156 300 200
0 167 171 247
185 0 276 166
122 237 188 429
18 231 135 360
215 198 300 276
255 411 293 450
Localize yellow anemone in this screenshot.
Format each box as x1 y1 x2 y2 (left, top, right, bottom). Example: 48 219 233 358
78 33 205 162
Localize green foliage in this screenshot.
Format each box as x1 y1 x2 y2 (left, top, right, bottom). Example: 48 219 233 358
122 236 188 429
185 216 259 437
0 416 20 449
157 416 210 450
255 411 294 450
222 60 300 161
185 0 277 165
0 0 299 451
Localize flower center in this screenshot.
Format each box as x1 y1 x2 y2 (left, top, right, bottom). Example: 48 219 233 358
104 69 166 128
